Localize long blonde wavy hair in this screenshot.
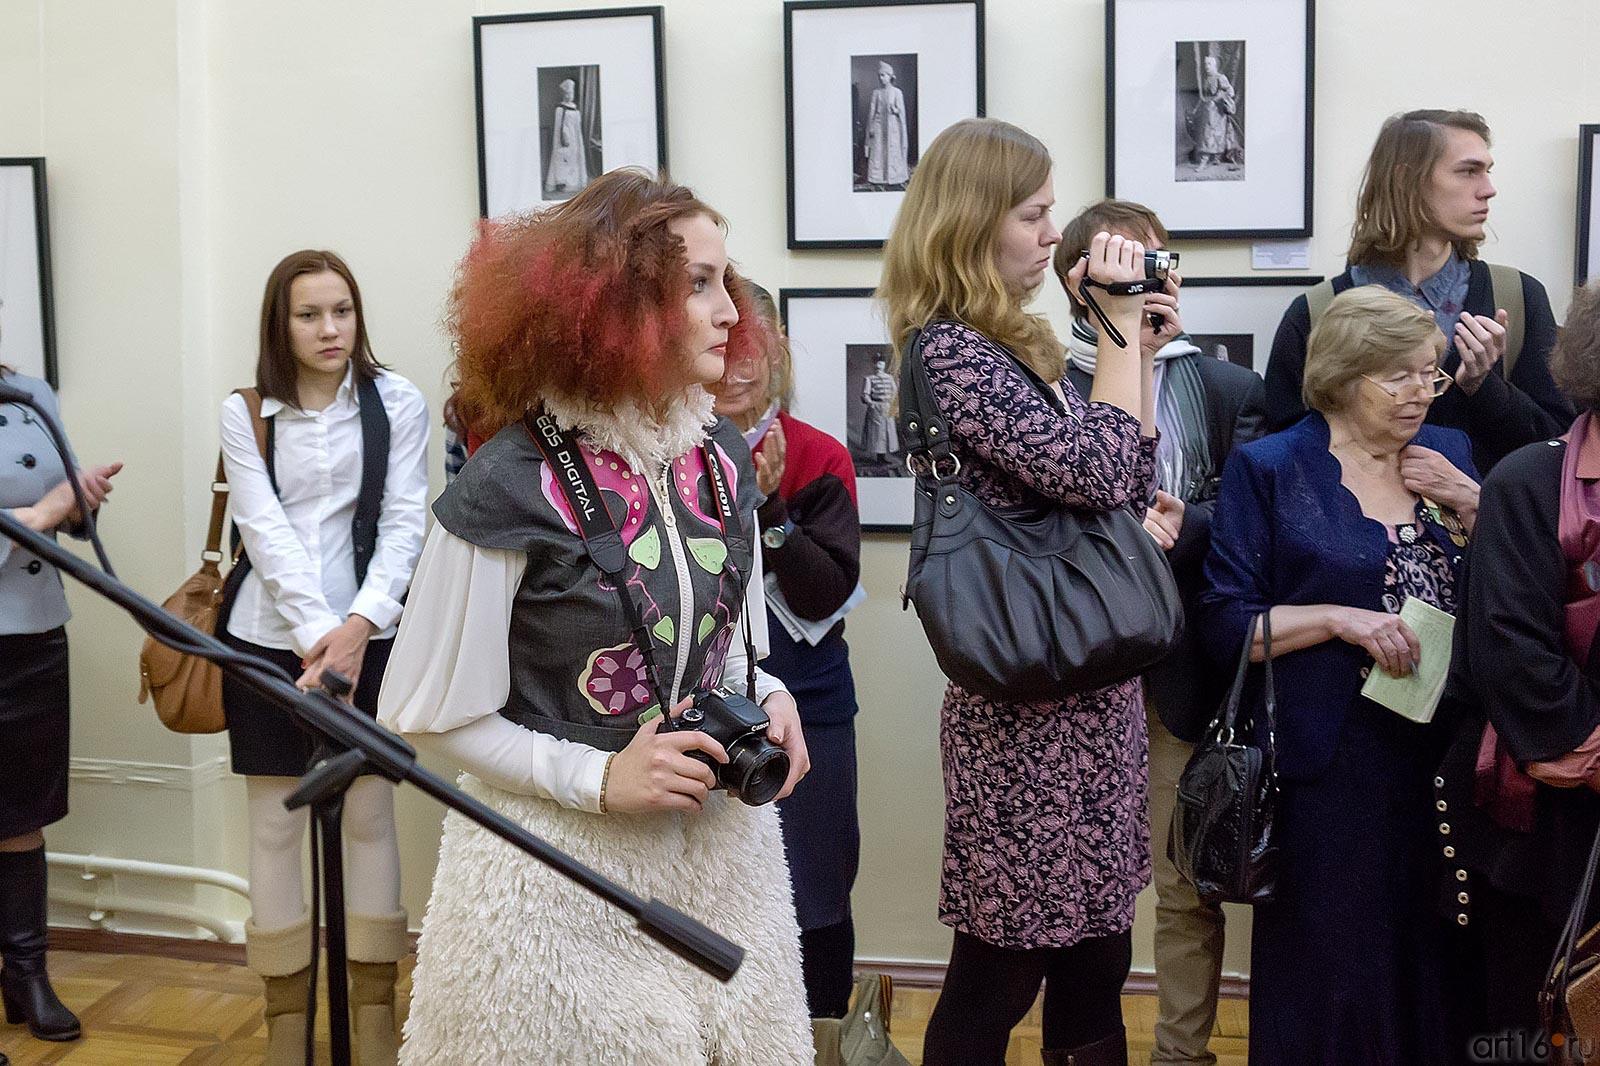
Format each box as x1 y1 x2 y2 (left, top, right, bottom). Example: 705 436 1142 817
877 118 1062 381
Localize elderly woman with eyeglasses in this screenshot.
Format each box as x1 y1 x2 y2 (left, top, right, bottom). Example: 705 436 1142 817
1198 286 1479 1065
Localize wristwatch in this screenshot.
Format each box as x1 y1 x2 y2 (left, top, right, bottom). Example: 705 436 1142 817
761 519 795 550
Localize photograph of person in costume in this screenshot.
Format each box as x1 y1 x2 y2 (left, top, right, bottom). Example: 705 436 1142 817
852 53 916 191
538 65 601 200
377 168 814 1065
1175 41 1244 182
845 344 907 477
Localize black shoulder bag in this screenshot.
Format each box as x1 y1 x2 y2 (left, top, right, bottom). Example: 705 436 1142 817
1171 611 1279 905
895 325 1182 701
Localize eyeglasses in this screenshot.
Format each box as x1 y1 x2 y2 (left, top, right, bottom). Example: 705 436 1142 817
1360 368 1454 403
721 355 761 387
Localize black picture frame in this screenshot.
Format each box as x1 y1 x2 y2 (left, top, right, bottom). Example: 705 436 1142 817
0 158 57 388
778 286 913 530
1105 0 1315 240
473 7 668 219
1578 124 1598 286
784 0 985 251
1176 275 1325 375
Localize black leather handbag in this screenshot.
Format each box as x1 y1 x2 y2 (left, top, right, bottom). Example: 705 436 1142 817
1171 611 1279 905
896 325 1182 702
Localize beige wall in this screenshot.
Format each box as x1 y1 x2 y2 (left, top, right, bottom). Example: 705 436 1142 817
6 0 1598 974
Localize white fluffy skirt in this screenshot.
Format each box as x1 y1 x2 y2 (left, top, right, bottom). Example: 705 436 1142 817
400 775 813 1065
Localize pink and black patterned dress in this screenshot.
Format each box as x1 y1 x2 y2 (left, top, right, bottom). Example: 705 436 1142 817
919 321 1160 950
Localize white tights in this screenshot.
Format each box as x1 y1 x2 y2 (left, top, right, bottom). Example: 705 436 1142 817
245 775 402 933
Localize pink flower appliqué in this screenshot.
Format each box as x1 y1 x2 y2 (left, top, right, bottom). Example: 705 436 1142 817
696 622 737 690
540 446 651 546
579 642 656 717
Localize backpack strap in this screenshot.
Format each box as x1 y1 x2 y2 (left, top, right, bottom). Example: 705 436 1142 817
351 374 391 585
1304 279 1337 330
1485 263 1525 380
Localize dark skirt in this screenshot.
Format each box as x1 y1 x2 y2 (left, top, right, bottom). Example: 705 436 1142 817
221 630 393 777
776 719 859 931
1249 698 1450 1066
0 627 69 838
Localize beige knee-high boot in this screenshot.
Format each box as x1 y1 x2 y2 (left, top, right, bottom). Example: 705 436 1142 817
245 914 315 1066
346 910 408 1066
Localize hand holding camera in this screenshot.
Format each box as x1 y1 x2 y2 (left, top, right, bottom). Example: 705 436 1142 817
1067 233 1180 351
608 688 807 812
606 697 730 815
1140 271 1184 361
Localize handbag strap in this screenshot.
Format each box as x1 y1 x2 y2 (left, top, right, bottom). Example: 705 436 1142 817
1213 612 1277 764
1539 614 1600 1028
897 327 953 470
207 388 270 567
1545 815 1600 1029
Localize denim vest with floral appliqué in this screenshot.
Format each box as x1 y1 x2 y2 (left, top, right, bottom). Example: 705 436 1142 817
432 416 758 752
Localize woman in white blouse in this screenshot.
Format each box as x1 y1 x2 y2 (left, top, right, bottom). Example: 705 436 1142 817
378 171 813 1063
219 250 428 1066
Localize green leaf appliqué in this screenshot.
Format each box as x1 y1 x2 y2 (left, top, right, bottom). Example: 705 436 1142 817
687 537 728 574
629 526 661 570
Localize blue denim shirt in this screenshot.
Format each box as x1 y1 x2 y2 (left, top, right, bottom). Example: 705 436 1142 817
1351 254 1471 355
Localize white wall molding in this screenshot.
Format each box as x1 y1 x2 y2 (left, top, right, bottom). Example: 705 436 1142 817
69 755 230 792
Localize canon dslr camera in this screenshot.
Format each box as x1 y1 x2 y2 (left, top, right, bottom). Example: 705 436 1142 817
663 690 790 806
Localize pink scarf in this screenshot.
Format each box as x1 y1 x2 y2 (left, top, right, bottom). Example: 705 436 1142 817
1476 412 1600 832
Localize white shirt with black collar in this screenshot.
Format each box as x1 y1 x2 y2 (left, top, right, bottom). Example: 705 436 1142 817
220 365 429 656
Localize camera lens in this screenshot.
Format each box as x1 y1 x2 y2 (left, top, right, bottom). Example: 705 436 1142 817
724 737 790 807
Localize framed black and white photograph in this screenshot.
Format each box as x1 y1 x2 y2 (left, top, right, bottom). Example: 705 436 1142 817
1579 124 1599 286
780 288 913 529
785 0 984 250
0 159 56 387
1174 40 1244 184
1108 0 1313 239
1177 276 1324 376
473 8 666 219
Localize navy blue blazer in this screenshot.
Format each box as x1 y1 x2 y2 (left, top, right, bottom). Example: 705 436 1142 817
1197 413 1478 781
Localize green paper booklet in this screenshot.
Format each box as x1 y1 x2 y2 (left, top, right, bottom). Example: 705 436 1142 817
1359 596 1456 724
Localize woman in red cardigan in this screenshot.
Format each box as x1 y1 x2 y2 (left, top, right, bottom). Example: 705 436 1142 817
709 285 865 1030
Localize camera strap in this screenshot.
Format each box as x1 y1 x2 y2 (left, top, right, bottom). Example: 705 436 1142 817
523 410 757 714
697 431 759 701
1077 278 1159 352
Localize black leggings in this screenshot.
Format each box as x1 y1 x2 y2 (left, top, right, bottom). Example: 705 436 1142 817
921 928 1132 1065
800 916 855 1018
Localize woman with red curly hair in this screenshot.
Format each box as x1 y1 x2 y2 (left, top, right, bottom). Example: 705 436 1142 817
377 169 813 1064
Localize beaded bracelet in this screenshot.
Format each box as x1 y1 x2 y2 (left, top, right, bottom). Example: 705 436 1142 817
598 752 618 814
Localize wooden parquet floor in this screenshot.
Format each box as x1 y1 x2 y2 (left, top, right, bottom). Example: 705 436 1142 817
0 950 1248 1064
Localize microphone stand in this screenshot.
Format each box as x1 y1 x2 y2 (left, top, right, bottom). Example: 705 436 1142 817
0 511 746 1066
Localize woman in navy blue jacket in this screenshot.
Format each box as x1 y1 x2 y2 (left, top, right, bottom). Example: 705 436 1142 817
1200 287 1480 1065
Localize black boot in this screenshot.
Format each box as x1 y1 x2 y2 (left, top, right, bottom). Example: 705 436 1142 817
0 847 80 1041
1041 1026 1128 1066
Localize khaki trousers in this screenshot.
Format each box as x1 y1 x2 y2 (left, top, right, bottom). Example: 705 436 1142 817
1146 703 1226 1065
